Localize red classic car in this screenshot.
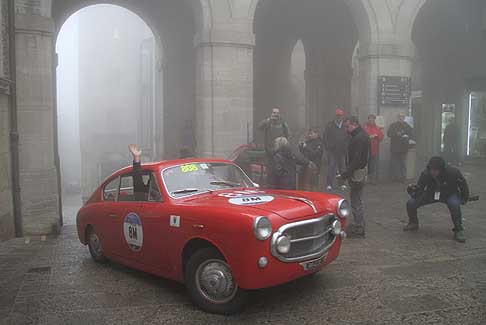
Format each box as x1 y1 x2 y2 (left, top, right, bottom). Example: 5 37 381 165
76 159 350 314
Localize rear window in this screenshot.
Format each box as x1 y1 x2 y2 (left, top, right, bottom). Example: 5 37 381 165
103 177 119 201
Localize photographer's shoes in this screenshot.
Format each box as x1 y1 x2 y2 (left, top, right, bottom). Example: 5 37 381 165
403 223 419 231
454 230 466 243
346 224 365 238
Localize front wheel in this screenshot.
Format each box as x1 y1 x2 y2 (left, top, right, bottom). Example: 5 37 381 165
185 248 248 314
87 226 107 263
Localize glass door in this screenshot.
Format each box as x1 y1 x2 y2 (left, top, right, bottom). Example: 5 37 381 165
441 104 456 152
468 92 486 158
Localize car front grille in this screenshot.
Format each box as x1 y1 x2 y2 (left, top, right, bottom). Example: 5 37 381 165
271 214 336 262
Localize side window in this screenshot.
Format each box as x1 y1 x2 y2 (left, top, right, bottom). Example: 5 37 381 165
118 171 159 202
142 174 150 187
148 173 162 202
104 177 120 201
119 175 135 202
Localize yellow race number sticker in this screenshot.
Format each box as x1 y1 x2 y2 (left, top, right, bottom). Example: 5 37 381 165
181 164 199 173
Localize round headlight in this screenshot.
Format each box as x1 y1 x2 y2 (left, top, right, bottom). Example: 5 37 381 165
331 219 342 236
276 235 291 254
253 217 272 240
337 199 351 218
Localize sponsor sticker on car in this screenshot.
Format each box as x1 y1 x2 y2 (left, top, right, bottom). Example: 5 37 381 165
218 190 264 198
228 195 274 206
123 213 144 252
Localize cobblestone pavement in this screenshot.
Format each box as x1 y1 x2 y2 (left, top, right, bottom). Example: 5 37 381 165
1 164 486 324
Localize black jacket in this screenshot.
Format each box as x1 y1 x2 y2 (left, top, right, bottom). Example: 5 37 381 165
133 161 149 201
342 126 370 179
299 137 323 168
443 122 459 149
323 121 349 154
387 121 413 153
271 146 309 189
258 118 289 155
416 157 469 202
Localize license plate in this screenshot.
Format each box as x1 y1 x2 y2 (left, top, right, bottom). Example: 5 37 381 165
299 255 326 271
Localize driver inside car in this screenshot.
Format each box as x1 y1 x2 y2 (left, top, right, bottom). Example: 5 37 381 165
128 144 150 201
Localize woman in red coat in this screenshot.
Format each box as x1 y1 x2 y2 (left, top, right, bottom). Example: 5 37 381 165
364 114 384 184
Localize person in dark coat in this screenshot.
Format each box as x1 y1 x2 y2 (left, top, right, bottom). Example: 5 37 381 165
259 108 290 187
387 113 414 182
128 144 150 201
442 118 461 166
404 156 469 243
271 137 314 190
323 109 349 191
299 128 324 191
258 108 289 156
339 116 370 238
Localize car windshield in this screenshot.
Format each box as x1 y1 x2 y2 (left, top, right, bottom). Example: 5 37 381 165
162 162 254 198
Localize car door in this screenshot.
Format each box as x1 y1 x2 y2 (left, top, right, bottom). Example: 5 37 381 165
137 172 170 273
116 172 147 262
98 176 122 255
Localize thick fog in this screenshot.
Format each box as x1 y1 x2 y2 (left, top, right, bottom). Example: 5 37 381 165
56 4 155 203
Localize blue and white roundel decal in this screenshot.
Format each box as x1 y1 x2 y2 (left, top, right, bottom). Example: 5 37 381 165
123 213 143 252
229 195 274 206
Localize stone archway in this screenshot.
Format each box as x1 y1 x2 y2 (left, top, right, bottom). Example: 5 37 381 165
52 0 199 161
10 0 202 237
411 0 486 161
55 4 161 211
253 0 370 142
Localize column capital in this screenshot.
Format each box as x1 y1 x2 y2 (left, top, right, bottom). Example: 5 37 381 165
359 41 415 61
0 77 13 95
15 13 54 35
194 22 255 49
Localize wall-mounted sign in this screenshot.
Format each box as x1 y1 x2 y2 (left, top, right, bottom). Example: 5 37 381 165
442 103 456 113
379 76 411 106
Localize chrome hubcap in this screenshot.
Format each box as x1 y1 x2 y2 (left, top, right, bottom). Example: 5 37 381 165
89 231 102 256
195 259 237 304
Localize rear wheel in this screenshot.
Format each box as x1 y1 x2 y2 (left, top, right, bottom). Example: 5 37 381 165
87 226 107 263
185 248 247 314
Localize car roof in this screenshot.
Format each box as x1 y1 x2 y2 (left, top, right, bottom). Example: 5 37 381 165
110 158 235 178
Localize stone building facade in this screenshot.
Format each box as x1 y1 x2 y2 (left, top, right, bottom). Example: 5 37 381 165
1 0 485 240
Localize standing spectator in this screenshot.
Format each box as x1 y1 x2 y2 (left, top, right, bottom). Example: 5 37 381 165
299 128 324 191
271 137 314 190
387 113 413 182
323 109 349 191
258 108 289 186
365 114 384 184
340 116 370 238
258 107 289 156
443 117 461 166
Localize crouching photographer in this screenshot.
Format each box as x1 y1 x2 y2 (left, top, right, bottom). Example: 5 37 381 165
404 156 475 243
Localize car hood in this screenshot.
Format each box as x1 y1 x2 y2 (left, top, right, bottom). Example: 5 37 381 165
178 188 339 220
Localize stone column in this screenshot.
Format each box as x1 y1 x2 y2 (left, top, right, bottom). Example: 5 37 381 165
194 23 254 158
305 47 325 128
323 52 353 118
358 41 414 123
0 0 15 240
358 41 415 178
15 7 60 235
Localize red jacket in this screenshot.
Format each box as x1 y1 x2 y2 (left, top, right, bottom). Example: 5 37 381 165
365 123 384 157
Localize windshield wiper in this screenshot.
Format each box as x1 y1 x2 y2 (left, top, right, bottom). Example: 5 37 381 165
171 188 200 195
210 181 241 187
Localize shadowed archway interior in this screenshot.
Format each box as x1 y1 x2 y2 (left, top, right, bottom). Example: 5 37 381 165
56 4 159 223
253 0 359 143
412 0 486 160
